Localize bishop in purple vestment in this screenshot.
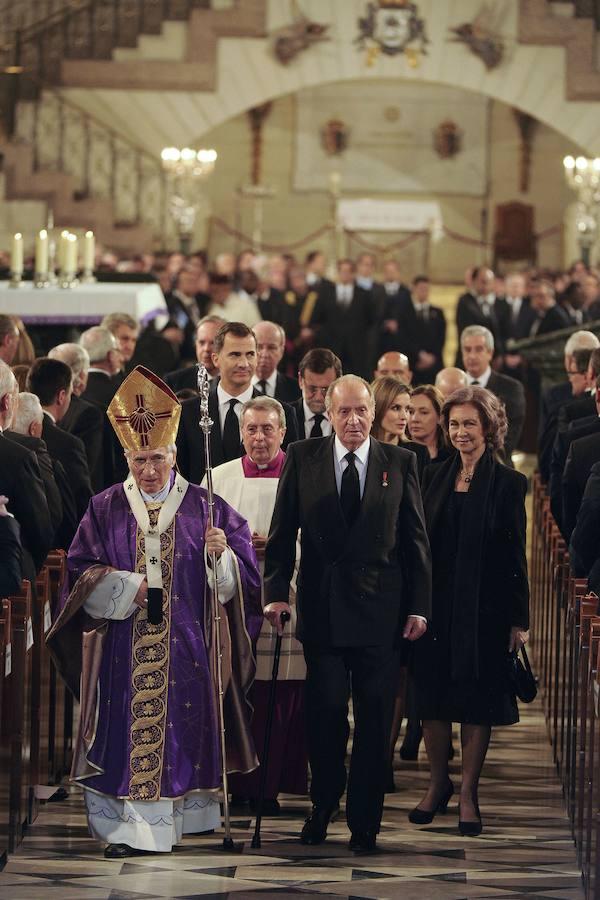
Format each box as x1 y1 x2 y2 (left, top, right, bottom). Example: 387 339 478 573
48 366 262 857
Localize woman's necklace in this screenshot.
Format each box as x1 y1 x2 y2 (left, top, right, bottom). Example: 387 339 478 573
460 466 476 483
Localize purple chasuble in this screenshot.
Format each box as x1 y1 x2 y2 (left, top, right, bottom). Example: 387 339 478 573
60 482 262 800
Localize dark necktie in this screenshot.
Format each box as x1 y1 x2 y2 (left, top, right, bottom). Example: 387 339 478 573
340 452 360 526
309 413 324 438
471 380 480 386
222 398 241 460
257 379 268 395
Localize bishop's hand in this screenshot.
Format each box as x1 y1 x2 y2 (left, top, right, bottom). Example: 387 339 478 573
205 526 227 558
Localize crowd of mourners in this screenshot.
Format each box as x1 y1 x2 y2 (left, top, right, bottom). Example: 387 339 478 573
1 244 600 852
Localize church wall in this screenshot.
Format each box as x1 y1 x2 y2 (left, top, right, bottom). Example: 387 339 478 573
199 91 575 282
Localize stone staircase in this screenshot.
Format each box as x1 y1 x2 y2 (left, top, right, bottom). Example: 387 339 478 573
520 0 600 100
0 0 266 249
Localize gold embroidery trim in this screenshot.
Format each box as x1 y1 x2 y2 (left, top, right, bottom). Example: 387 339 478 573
128 504 174 801
299 290 318 326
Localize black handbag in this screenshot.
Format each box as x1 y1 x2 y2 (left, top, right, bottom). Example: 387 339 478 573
507 644 537 703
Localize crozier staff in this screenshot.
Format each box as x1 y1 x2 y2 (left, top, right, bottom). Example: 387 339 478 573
48 365 262 859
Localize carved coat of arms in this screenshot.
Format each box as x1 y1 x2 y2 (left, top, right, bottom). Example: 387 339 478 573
355 1 429 63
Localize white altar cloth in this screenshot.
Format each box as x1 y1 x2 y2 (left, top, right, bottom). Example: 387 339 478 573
0 281 167 325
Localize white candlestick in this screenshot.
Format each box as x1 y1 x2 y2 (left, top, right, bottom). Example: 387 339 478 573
12 233 23 274
35 229 48 274
65 234 78 275
59 230 70 272
83 231 95 271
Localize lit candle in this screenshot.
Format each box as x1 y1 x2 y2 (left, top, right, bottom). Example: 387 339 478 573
59 230 70 271
65 234 78 276
329 170 341 196
12 232 23 274
83 230 95 271
35 229 48 274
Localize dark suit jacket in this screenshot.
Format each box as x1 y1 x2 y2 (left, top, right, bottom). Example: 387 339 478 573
326 285 378 379
264 435 432 648
257 287 285 323
531 304 571 337
557 392 596 432
486 371 526 460
549 414 600 529
59 393 104 492
0 515 22 597
165 365 201 394
42 414 92 521
538 381 573 483
455 292 508 364
394 297 446 383
570 461 600 588
82 370 116 410
176 381 299 484
271 372 301 404
291 397 333 441
3 430 69 546
497 296 537 342
562 430 600 542
0 432 52 574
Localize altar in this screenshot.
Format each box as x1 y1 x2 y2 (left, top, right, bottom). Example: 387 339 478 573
0 280 166 326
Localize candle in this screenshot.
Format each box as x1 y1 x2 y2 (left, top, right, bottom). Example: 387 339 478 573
65 233 78 275
329 171 341 196
83 230 95 271
59 230 69 271
35 229 48 274
12 233 23 274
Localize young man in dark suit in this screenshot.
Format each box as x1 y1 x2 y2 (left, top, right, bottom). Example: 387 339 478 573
27 357 92 523
529 280 571 337
455 266 508 366
252 320 301 403
327 259 378 380
291 348 342 439
264 375 431 852
394 275 446 385
176 322 299 484
460 325 526 462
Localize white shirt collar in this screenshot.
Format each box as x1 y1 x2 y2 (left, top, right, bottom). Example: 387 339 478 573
466 366 492 388
217 382 254 407
252 370 278 392
140 478 171 502
88 367 110 376
306 272 318 285
303 399 321 423
43 409 56 424
334 434 370 466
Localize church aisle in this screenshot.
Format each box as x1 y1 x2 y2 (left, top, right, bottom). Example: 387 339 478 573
0 699 584 900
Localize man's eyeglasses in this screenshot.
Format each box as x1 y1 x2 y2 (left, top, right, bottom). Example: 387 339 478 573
130 454 171 470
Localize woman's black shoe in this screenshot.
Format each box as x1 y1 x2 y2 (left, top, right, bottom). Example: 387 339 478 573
458 801 482 837
408 780 454 825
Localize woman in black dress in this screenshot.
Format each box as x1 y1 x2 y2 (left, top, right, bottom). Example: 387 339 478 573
411 386 529 836
408 384 453 464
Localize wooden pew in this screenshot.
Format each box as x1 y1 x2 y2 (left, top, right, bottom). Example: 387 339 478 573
575 600 600 862
45 551 70 786
582 618 600 896
6 582 32 852
29 567 52 824
0 600 11 870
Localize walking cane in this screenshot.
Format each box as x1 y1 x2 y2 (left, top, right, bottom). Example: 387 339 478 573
251 609 291 849
197 363 236 851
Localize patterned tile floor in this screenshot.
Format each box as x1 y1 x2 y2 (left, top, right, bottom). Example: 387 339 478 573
0 700 584 899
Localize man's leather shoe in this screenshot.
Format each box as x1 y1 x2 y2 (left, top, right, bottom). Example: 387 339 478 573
299 805 339 845
104 843 147 859
349 830 377 852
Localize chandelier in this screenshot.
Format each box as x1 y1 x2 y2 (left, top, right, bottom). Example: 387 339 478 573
160 147 218 251
563 155 600 263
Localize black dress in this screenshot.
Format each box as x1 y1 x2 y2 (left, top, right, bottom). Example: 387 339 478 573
414 451 528 726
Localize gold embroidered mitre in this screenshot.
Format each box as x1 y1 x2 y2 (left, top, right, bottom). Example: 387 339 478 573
107 365 181 452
